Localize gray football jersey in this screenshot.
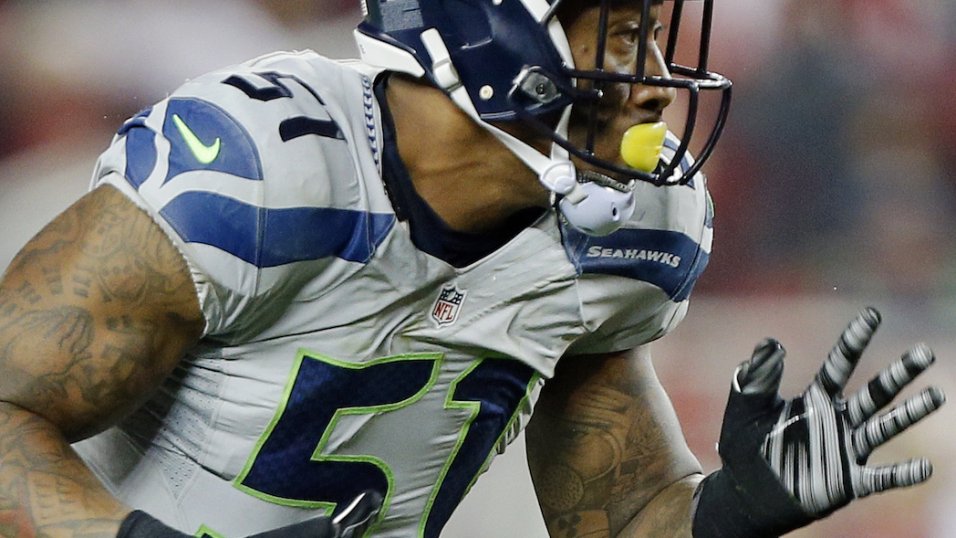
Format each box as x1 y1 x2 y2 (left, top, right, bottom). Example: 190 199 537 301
75 50 713 537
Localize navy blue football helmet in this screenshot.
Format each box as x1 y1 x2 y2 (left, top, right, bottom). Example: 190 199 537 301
355 0 731 234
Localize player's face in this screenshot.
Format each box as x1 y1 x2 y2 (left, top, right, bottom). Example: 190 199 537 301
561 0 675 177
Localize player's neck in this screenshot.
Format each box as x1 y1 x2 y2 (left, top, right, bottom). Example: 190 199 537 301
385 75 550 234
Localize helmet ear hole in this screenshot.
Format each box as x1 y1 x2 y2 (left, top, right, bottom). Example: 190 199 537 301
516 70 562 106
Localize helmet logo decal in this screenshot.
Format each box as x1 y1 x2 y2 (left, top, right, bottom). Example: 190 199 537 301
431 283 467 327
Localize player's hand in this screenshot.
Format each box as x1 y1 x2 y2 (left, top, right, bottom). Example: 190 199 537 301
692 307 946 538
250 490 383 538
333 490 383 538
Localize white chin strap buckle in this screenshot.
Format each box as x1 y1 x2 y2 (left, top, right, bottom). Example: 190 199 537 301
539 162 636 237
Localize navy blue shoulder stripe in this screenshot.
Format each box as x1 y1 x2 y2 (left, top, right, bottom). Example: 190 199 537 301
117 98 393 267
159 192 395 267
563 226 709 302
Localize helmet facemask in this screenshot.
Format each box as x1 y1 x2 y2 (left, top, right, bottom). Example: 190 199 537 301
356 0 732 234
510 0 732 187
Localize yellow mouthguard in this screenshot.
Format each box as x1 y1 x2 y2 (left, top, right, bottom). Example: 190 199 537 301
620 121 667 173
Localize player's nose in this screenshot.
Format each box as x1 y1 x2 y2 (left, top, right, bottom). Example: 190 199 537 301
630 82 675 116
629 52 676 115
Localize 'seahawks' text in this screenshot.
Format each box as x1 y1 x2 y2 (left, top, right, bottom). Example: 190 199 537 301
586 246 681 268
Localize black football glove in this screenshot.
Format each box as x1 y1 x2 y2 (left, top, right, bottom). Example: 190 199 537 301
693 307 945 537
328 490 383 538
118 490 383 538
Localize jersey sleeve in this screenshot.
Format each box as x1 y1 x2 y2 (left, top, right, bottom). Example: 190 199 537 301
90 52 384 341
564 167 715 355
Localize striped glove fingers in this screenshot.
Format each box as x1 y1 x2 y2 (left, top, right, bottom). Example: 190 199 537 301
855 458 934 498
815 307 881 398
847 343 935 427
852 386 946 462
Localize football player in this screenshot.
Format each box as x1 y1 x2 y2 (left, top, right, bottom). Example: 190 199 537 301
0 0 943 537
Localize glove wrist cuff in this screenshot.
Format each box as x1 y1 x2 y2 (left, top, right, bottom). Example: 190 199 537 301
692 465 811 538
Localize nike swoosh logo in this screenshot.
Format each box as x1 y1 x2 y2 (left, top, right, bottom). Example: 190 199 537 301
172 114 221 164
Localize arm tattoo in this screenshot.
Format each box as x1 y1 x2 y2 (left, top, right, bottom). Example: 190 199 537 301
0 408 127 536
0 185 204 534
527 355 699 537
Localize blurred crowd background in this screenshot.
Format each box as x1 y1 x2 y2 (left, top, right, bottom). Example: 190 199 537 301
0 1 954 536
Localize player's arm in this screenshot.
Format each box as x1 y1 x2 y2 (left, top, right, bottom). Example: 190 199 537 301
0 184 384 538
691 308 944 537
0 184 205 535
525 344 703 537
528 310 946 538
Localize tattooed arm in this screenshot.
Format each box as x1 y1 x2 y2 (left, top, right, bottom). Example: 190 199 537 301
0 185 205 536
528 313 945 538
526 345 702 537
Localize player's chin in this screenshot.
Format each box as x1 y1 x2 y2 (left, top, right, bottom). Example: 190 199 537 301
572 159 632 184
586 141 633 176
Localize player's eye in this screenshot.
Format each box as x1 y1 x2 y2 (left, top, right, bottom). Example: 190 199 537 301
616 26 640 47
618 22 665 46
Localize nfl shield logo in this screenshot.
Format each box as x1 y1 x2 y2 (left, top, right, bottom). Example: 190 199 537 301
431 283 467 327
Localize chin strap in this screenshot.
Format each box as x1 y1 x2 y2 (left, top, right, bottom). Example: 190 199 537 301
418 29 636 236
